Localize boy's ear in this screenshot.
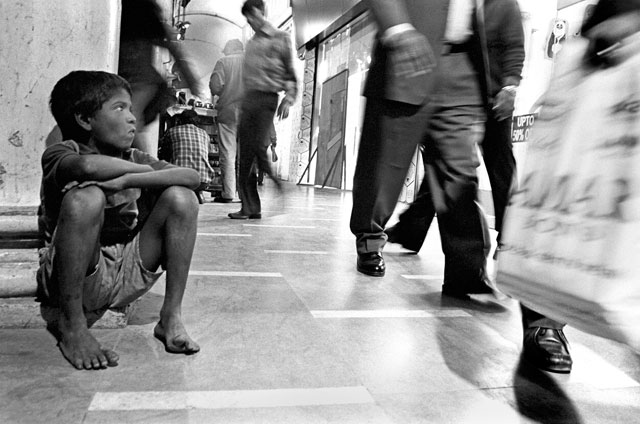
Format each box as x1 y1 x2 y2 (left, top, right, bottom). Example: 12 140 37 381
74 112 92 131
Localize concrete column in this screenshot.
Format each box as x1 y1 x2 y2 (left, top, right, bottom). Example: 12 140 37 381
0 0 121 298
0 0 121 208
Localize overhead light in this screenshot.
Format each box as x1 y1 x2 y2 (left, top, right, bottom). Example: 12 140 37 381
175 21 191 41
176 21 191 30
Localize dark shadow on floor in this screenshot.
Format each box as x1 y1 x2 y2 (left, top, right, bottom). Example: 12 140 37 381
512 355 583 424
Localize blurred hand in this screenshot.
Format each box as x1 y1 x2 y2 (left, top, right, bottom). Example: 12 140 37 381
276 98 292 120
492 89 516 121
385 29 437 79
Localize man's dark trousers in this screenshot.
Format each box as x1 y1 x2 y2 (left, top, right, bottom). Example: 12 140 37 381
482 114 516 245
394 111 515 251
351 50 489 286
237 90 279 215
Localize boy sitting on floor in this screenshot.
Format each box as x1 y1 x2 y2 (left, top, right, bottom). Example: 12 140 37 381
37 70 201 370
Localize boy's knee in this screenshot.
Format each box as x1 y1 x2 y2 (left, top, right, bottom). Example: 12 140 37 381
160 186 199 217
60 186 106 221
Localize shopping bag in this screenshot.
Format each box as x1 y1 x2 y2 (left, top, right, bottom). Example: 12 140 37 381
496 34 640 353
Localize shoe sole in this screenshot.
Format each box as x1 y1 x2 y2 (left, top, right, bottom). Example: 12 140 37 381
522 353 572 374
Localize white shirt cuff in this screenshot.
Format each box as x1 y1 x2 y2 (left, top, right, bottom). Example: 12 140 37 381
380 23 415 45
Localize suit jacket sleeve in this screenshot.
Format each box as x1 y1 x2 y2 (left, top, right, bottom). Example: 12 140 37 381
497 0 525 87
365 0 412 34
363 0 449 105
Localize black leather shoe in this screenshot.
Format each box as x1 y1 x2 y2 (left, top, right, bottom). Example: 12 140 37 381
441 279 494 299
385 225 421 253
214 197 234 203
228 211 262 219
523 327 573 373
357 252 385 277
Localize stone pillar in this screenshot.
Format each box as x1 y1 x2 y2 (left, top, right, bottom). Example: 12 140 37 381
0 0 121 208
0 0 121 299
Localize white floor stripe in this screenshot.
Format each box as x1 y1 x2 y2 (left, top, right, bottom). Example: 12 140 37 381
298 218 341 221
311 309 471 318
198 233 252 237
569 344 640 389
189 271 282 278
242 224 316 229
264 250 329 255
401 275 442 280
285 206 325 210
88 386 374 411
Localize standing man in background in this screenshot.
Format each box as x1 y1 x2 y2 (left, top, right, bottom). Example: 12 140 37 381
210 39 245 203
229 0 298 219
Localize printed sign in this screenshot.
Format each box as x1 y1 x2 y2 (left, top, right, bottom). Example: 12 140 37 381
511 113 537 143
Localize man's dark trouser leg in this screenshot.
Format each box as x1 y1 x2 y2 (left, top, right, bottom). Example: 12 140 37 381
482 115 516 245
424 101 489 288
388 152 437 252
521 305 565 330
350 97 430 255
237 91 278 215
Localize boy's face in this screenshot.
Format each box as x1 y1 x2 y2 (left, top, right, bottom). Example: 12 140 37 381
86 88 136 153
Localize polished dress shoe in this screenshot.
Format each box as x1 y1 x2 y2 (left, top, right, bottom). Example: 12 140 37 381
357 252 385 277
441 279 494 299
523 327 573 373
228 211 262 220
214 197 236 203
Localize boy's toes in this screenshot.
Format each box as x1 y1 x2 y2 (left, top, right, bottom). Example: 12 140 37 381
104 349 119 367
72 357 84 370
165 335 200 354
154 323 200 354
91 356 104 369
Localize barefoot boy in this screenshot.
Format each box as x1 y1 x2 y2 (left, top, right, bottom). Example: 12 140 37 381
37 70 201 370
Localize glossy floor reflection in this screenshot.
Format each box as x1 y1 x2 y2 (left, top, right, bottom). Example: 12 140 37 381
1 182 639 423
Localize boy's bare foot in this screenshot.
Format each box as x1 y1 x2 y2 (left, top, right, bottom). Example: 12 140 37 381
153 320 200 354
57 318 119 370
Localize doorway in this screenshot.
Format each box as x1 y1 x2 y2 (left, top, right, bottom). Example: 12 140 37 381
314 70 349 188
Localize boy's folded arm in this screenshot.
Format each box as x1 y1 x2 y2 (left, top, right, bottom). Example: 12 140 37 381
121 167 200 190
59 154 154 183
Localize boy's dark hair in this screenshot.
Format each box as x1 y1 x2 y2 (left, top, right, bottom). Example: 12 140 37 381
241 0 265 16
50 70 132 143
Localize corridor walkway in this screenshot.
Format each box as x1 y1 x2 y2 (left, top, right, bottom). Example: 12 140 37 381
1 182 639 423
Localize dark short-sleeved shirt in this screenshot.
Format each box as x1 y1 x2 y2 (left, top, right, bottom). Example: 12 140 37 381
38 140 172 244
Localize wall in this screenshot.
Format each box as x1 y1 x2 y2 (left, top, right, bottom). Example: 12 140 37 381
175 0 245 101
0 0 121 208
291 0 361 50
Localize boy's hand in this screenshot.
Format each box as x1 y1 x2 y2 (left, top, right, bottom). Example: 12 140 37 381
66 177 140 207
88 175 128 194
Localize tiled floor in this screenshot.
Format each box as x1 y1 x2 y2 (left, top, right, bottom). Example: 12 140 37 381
1 182 639 423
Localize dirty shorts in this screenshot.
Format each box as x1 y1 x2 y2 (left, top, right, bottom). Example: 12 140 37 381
37 234 164 313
